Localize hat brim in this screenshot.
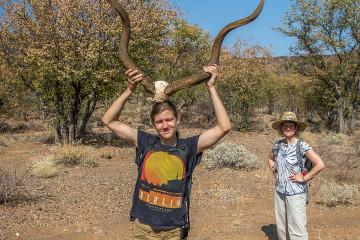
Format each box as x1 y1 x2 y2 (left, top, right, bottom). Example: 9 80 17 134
272 120 307 132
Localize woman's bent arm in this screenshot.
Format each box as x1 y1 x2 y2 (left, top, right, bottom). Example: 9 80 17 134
289 149 325 183
303 149 325 181
268 150 277 179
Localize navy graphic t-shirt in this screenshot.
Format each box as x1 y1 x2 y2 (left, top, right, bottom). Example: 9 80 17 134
130 130 201 229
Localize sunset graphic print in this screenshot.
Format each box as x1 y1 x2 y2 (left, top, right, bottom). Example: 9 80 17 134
139 150 186 211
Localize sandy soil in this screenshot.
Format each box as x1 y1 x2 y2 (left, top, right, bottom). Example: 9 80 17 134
0 126 359 240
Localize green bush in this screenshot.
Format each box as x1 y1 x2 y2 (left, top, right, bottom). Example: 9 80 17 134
203 142 258 170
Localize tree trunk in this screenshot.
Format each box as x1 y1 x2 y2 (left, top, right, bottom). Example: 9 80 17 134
338 104 345 132
78 97 98 142
61 120 69 145
53 123 61 144
69 124 76 144
350 104 358 132
267 98 275 115
37 96 48 122
40 108 46 122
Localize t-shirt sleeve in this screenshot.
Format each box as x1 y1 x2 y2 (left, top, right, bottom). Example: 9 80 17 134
300 140 312 156
185 135 202 169
272 140 282 156
135 130 153 166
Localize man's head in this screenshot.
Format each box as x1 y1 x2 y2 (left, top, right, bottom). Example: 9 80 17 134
150 101 180 141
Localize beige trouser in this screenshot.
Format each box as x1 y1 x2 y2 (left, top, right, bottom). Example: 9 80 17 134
275 191 308 240
132 218 182 240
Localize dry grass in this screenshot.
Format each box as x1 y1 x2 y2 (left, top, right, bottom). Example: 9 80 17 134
50 145 99 168
32 155 58 178
31 145 100 178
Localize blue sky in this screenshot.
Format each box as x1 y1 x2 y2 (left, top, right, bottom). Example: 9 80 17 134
0 0 295 57
172 0 295 57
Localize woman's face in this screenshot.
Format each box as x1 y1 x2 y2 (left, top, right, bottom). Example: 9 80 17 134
281 121 296 138
152 110 179 140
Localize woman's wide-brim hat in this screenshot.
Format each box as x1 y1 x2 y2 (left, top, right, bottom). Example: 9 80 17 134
272 111 307 132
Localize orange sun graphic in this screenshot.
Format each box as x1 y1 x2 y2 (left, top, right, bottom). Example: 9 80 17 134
141 151 185 186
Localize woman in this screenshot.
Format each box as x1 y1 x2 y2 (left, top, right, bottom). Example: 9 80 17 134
268 112 325 240
102 64 231 239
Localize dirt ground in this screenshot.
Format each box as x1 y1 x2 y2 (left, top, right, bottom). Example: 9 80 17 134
0 123 359 240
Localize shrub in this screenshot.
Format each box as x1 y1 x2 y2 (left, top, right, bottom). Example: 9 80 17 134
51 145 99 167
32 145 99 178
32 156 58 178
317 180 358 207
0 167 30 204
317 132 358 182
323 132 348 145
0 121 11 133
203 142 258 170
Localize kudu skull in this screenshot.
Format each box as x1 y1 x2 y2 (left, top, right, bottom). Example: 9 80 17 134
106 0 265 102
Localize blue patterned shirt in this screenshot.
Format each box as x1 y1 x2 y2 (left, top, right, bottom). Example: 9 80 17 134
273 139 312 195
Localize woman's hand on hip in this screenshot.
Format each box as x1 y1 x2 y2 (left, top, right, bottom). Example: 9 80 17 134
289 170 304 183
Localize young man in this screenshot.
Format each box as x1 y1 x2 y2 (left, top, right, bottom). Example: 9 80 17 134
102 64 231 239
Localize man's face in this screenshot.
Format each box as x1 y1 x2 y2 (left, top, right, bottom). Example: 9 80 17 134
152 110 180 140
